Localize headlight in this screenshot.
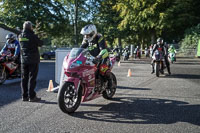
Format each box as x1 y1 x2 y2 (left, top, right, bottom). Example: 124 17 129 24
63 61 69 68
70 62 80 68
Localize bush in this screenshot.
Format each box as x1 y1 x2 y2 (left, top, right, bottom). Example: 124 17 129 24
180 24 200 51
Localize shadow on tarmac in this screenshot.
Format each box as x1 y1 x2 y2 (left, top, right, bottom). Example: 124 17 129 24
0 62 56 107
166 74 200 79
39 100 57 105
71 97 200 126
117 86 151 90
174 62 200 65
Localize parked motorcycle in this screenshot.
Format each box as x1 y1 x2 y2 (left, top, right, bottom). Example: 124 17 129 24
57 48 117 114
0 52 21 84
153 50 164 77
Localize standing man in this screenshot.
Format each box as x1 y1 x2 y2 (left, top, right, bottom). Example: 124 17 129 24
164 42 171 74
19 21 43 102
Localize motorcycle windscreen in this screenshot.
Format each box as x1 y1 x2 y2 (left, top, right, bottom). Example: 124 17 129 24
68 48 85 59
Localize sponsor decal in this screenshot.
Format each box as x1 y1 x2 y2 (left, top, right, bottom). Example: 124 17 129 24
82 69 94 77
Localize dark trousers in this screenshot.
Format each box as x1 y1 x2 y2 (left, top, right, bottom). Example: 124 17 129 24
164 56 171 73
21 63 39 99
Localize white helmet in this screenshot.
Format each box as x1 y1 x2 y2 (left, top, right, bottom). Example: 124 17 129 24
80 24 97 42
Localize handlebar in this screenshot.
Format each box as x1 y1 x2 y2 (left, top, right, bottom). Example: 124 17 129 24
0 55 14 62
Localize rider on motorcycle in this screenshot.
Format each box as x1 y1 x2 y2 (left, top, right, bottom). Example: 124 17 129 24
168 45 176 53
112 45 121 54
80 24 112 88
134 45 141 59
168 45 177 61
0 33 20 63
151 37 165 74
123 46 130 60
112 45 121 61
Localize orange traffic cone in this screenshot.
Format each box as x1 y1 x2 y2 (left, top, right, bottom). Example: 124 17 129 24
46 80 54 92
118 61 121 67
127 69 132 77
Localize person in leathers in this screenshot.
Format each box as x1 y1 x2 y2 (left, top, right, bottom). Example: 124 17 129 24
151 38 165 74
0 33 20 63
80 24 112 89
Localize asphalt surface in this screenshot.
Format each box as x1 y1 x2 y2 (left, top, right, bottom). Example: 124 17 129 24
0 57 200 133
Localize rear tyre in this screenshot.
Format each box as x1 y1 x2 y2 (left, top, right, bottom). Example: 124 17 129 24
57 82 82 114
103 72 117 99
0 66 6 84
155 62 160 77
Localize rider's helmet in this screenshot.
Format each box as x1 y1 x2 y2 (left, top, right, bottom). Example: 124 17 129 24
6 33 15 43
80 24 97 42
170 45 174 48
126 46 129 49
157 37 163 46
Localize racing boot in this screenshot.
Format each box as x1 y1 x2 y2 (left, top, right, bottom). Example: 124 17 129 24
151 63 155 74
167 66 171 75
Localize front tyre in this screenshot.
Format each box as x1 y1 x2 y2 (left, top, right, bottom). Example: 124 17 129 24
155 62 160 77
0 66 7 85
103 72 117 99
57 82 82 114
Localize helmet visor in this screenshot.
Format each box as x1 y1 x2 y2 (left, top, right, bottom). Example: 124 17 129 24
84 33 94 42
7 38 13 43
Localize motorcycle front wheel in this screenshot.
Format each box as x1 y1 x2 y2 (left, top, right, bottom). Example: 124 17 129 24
155 62 160 77
103 72 117 99
57 82 82 114
0 66 7 84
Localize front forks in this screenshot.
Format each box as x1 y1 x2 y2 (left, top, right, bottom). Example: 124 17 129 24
0 65 5 78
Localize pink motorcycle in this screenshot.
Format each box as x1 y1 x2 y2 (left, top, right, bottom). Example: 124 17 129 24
57 48 117 114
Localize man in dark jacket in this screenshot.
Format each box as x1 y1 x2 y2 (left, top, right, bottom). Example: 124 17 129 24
19 21 43 102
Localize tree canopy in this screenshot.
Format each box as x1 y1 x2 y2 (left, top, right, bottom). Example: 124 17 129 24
0 0 200 49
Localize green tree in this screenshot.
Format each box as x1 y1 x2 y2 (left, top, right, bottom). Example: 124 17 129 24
163 0 200 42
114 0 175 48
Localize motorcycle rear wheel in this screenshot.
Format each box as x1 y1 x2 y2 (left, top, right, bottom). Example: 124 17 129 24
103 72 117 99
0 66 6 85
57 82 82 114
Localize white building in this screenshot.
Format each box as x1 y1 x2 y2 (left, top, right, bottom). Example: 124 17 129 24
0 27 16 48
